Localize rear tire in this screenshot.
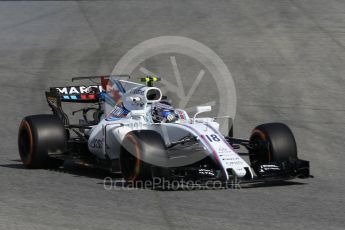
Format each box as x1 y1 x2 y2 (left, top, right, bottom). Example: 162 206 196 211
249 123 297 175
18 115 66 168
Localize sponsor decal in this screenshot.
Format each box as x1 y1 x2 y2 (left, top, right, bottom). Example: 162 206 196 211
55 85 103 95
178 111 185 120
89 138 103 149
259 164 281 173
218 146 230 154
129 86 146 95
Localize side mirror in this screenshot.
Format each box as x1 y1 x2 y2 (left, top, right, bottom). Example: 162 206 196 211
193 106 212 122
196 106 211 114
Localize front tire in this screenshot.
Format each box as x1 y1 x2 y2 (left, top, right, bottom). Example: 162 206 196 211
120 130 166 182
18 115 66 168
249 123 297 175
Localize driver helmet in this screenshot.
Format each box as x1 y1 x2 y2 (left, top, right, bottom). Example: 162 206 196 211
152 101 177 123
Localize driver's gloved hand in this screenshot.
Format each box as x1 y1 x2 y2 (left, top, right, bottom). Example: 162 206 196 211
166 113 175 122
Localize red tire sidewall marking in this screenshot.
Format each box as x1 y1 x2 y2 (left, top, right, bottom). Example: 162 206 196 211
19 120 34 165
252 129 271 162
123 134 141 181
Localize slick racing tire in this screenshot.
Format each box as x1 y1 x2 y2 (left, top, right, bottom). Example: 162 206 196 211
120 130 166 182
18 115 66 168
249 123 297 175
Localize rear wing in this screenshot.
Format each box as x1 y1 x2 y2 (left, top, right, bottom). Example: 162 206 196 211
71 74 129 82
51 85 103 103
45 75 133 125
48 75 130 103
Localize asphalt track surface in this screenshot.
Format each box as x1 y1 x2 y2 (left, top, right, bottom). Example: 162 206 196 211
1 1 345 230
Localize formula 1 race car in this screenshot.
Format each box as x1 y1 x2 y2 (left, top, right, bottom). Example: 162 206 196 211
18 75 311 186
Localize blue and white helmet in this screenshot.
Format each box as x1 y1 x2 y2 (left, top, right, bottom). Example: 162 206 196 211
151 101 177 123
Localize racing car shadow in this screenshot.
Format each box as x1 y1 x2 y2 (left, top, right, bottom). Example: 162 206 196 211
239 180 307 189
1 159 122 181
102 181 307 191
2 160 307 191
56 160 123 180
100 177 307 191
0 161 27 169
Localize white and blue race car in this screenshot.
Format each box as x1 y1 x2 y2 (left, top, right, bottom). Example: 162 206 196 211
18 75 310 186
